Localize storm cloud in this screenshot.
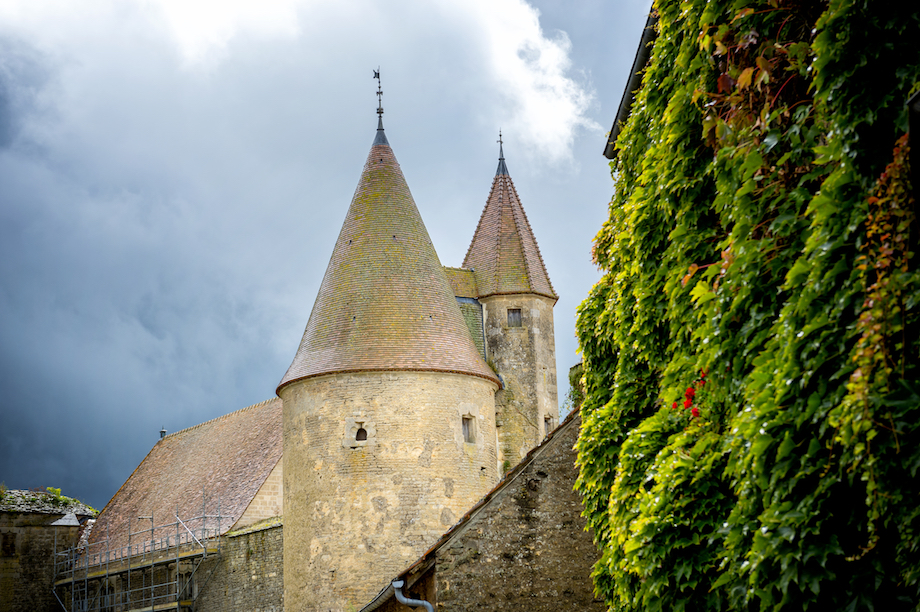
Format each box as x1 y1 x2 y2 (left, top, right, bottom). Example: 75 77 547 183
0 0 651 510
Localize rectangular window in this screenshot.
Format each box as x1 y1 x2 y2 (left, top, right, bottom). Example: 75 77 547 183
544 416 553 436
462 416 474 443
507 308 522 327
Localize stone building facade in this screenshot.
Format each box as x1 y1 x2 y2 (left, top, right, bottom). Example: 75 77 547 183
275 114 559 611
361 411 603 612
50 105 562 612
0 490 95 612
195 520 283 612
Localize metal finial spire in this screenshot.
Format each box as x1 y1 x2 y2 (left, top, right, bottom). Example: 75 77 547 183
373 68 389 145
374 68 383 119
496 130 508 176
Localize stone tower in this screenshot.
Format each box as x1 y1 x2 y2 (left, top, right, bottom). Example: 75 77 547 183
463 142 558 469
277 111 501 612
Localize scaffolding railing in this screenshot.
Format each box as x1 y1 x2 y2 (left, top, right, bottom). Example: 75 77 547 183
53 496 223 612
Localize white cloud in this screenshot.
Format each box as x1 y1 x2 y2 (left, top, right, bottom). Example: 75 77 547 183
138 0 303 66
0 0 595 163
447 0 599 163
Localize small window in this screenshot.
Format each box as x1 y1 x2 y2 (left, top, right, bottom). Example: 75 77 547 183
344 418 375 448
507 308 522 327
462 416 475 443
544 416 553 436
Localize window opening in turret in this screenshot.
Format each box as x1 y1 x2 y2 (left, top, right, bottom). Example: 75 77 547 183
356 427 368 441
544 416 553 436
508 308 522 327
462 416 475 443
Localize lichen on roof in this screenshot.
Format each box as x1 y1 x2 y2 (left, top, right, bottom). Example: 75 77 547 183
88 398 282 553
443 267 479 299
278 129 499 390
463 151 556 301
0 488 97 517
227 515 282 537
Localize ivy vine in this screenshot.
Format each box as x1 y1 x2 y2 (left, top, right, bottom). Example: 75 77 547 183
575 0 920 609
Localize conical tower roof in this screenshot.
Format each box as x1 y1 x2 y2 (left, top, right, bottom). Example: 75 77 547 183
278 121 499 392
463 144 556 301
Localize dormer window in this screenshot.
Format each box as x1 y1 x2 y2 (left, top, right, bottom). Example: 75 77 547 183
507 308 522 327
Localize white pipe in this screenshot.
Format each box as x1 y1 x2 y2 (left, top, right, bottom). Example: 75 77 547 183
392 580 433 612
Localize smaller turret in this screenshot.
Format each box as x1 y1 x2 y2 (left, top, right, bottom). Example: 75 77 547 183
463 137 558 467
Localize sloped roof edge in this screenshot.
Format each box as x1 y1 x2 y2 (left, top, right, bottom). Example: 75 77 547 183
604 9 658 159
88 398 283 554
92 397 278 524
360 409 582 612
463 169 556 300
164 397 277 439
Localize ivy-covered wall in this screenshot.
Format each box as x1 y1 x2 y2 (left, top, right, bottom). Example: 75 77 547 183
575 0 919 610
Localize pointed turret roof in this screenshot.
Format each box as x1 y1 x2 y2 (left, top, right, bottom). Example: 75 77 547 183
463 144 556 301
278 118 499 392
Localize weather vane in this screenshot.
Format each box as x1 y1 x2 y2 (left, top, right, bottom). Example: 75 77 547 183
373 68 383 118
498 129 504 159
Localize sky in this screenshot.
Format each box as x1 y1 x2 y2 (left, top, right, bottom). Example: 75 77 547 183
0 0 651 511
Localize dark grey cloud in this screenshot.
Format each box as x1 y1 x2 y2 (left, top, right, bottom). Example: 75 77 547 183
0 0 652 511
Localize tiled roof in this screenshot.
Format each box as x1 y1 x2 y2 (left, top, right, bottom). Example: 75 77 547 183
462 154 556 300
442 267 478 298
278 130 499 391
88 398 282 554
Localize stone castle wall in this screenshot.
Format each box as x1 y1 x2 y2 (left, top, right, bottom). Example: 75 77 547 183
1 513 81 612
432 414 600 611
235 459 283 530
482 294 558 469
196 522 283 612
52 522 283 612
281 370 499 612
370 414 601 612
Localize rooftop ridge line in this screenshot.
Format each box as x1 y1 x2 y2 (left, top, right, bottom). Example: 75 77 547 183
164 397 278 439
462 173 502 266
507 178 555 297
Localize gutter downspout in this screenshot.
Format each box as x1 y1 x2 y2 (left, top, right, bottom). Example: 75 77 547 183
392 580 433 612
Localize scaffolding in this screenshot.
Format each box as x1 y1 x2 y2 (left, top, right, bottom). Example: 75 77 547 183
52 497 223 612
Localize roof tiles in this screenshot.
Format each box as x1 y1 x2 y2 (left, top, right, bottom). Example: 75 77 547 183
278 132 499 391
442 267 479 299
88 398 282 554
463 155 556 300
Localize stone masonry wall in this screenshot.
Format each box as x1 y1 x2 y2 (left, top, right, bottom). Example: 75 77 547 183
433 413 601 611
482 294 558 470
235 458 283 530
281 371 499 612
51 524 282 612
1 513 81 612
196 522 283 612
